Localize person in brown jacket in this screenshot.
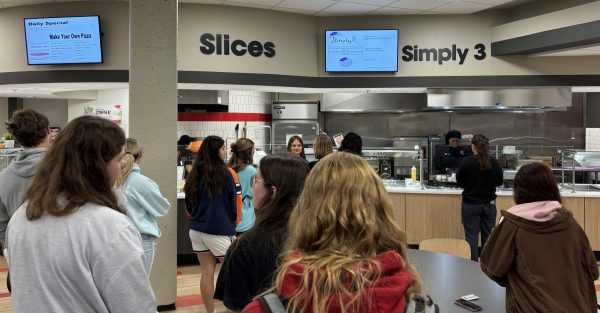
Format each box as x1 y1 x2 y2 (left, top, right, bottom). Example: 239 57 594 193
480 162 598 313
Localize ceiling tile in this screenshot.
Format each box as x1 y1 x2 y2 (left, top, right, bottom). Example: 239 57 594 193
427 1 492 14
368 6 424 15
389 0 452 10
223 0 280 6
317 1 379 16
180 0 225 4
341 0 397 6
463 0 515 5
272 6 319 15
276 0 335 11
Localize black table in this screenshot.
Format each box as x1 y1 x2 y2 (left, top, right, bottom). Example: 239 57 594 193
407 249 505 313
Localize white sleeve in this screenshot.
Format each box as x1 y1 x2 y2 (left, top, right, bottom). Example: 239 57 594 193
92 224 157 313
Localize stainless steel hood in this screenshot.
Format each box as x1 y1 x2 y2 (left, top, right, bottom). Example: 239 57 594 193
427 88 571 111
321 92 427 112
320 88 572 113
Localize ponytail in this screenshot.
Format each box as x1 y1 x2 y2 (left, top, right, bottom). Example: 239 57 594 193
472 134 492 171
115 138 142 188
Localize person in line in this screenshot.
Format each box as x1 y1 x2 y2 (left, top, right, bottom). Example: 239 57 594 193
227 138 257 235
177 134 193 166
480 162 598 312
243 152 422 313
434 130 468 174
0 109 50 291
287 135 306 160
338 132 363 156
184 135 239 313
215 153 309 311
6 115 156 312
115 138 171 275
456 134 503 261
308 134 333 170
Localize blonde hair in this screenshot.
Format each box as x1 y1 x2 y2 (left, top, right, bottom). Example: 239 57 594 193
273 152 421 313
115 138 142 188
227 138 254 172
313 134 333 160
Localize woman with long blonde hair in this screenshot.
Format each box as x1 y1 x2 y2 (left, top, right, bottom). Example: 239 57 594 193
243 152 421 313
308 134 333 170
115 138 170 274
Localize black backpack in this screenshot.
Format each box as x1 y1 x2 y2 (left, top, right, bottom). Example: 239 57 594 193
257 293 439 313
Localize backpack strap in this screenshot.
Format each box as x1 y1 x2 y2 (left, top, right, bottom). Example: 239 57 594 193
227 167 243 225
257 293 287 313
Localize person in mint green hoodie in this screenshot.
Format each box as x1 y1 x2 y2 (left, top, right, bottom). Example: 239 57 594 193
116 138 171 274
227 138 256 235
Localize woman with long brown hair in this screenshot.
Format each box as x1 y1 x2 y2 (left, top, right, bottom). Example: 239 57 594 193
480 162 598 312
456 134 503 261
6 116 156 312
184 135 239 313
243 152 421 313
215 153 309 311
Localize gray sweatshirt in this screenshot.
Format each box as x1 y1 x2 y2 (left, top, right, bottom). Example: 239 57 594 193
7 202 157 313
0 148 46 241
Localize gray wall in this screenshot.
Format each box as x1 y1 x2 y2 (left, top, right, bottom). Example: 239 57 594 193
23 98 68 128
586 93 600 128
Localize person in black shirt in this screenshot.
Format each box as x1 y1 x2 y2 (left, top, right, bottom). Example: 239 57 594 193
456 134 503 261
215 154 309 311
434 130 468 174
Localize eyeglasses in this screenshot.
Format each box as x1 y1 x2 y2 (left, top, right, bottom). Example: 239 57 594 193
251 176 267 186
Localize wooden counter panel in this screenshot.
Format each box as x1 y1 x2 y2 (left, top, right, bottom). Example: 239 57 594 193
585 198 600 251
388 193 406 231
405 194 463 245
563 197 585 227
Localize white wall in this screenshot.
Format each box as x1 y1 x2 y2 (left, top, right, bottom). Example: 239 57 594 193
68 89 129 136
23 98 68 127
586 128 600 151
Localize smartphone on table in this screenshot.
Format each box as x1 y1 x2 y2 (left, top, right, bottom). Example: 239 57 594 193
455 299 483 312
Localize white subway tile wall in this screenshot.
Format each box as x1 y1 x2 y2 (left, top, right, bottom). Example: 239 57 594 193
177 90 273 151
585 128 600 151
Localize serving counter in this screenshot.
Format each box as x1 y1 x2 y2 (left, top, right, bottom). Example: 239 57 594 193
176 186 600 252
384 186 599 249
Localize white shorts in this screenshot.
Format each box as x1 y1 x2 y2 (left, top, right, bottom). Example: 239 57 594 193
189 230 235 257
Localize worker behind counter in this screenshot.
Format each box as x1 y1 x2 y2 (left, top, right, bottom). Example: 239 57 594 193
434 130 470 174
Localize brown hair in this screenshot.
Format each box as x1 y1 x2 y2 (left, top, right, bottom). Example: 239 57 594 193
227 138 254 172
115 138 143 188
184 135 227 203
472 134 492 171
272 152 421 313
229 154 309 256
287 135 306 160
313 134 333 160
6 109 49 147
25 116 126 220
514 162 562 205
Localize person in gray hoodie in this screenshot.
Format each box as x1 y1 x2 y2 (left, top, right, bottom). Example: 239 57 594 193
0 108 50 290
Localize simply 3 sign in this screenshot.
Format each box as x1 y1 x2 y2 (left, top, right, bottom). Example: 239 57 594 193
401 43 487 65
